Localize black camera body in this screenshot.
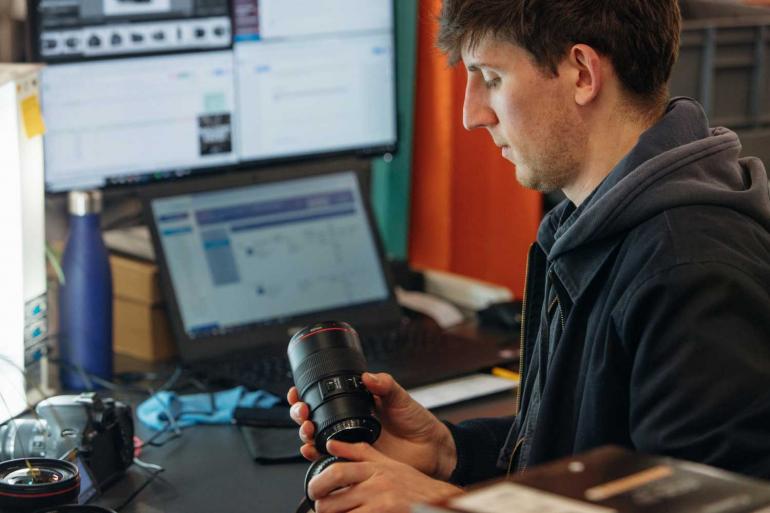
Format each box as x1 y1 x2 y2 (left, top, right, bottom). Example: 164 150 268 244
0 393 134 490
68 394 134 489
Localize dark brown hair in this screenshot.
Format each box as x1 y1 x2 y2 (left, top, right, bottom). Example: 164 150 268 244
437 0 681 109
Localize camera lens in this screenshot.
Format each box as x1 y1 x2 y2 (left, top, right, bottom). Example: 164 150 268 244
0 420 52 461
287 321 380 452
0 458 79 512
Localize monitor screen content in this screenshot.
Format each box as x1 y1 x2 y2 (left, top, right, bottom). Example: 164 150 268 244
31 0 397 191
150 172 390 338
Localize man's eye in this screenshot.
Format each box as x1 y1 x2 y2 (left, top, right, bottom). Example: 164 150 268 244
484 78 500 89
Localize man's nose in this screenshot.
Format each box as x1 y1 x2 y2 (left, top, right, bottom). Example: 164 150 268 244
463 90 497 131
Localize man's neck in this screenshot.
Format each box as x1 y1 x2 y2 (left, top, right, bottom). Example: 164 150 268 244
563 106 663 206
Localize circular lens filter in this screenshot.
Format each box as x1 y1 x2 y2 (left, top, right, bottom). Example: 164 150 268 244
0 458 80 512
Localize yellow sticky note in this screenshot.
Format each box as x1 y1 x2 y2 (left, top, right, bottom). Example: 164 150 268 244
21 94 46 139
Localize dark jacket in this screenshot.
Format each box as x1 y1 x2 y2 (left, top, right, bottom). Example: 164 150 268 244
446 98 770 485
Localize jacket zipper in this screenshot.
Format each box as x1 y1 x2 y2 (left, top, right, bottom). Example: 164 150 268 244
548 270 566 333
506 436 526 477
515 245 533 414
508 268 563 476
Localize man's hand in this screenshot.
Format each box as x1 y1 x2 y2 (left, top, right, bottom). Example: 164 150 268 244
309 440 463 513
287 372 457 479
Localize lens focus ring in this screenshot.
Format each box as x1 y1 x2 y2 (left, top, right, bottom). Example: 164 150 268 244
294 347 367 396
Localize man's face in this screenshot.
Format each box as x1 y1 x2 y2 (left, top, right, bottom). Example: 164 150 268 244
461 38 586 193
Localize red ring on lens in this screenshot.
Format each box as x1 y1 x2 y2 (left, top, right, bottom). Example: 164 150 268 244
0 481 80 499
298 327 353 341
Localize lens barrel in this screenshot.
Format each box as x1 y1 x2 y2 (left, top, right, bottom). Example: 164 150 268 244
288 321 380 452
0 420 51 461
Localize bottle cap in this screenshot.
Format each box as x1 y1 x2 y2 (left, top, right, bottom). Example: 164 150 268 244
68 190 102 216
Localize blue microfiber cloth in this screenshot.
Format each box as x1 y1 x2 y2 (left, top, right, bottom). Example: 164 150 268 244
136 386 281 431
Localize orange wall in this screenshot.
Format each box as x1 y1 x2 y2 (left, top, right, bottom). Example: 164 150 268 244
408 0 542 298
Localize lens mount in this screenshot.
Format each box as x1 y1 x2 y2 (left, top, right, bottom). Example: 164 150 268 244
318 416 381 446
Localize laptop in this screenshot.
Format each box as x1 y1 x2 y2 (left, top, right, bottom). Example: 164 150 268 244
143 169 515 396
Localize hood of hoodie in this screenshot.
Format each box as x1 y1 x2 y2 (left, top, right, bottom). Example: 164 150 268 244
538 97 770 300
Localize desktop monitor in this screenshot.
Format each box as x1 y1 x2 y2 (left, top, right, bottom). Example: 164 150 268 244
28 0 398 192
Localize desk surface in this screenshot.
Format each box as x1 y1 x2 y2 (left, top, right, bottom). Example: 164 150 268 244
95 392 516 513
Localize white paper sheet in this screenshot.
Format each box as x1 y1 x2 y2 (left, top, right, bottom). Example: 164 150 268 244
408 373 517 410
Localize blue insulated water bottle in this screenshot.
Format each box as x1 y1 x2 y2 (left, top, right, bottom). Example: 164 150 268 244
58 190 113 390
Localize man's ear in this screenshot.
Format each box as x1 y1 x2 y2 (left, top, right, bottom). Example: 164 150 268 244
567 44 603 106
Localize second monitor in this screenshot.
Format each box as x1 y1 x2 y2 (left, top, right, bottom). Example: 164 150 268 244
30 0 398 192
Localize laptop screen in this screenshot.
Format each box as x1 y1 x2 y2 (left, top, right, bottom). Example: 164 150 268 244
150 171 390 340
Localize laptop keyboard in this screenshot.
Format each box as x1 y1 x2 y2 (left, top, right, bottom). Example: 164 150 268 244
195 318 516 397
198 354 294 395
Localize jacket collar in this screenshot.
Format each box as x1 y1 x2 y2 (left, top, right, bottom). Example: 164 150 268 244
547 237 622 302
535 98 714 302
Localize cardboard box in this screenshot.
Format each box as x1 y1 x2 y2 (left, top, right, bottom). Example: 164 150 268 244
111 254 176 361
415 446 770 513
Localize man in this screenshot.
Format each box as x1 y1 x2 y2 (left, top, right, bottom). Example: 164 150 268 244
288 1 770 512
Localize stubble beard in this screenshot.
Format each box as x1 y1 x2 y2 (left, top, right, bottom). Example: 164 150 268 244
514 112 584 194
516 147 581 194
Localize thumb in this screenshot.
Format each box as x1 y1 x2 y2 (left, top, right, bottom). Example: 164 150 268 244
326 440 385 462
362 372 410 409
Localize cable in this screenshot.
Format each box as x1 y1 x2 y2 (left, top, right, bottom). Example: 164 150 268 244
156 365 184 393
45 243 65 285
112 459 164 512
132 456 163 473
143 365 186 437
135 423 180 450
48 355 186 397
134 403 223 451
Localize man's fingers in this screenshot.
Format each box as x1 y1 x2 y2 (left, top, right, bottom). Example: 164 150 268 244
300 444 321 461
287 386 299 404
361 372 392 396
290 402 309 424
326 440 385 463
308 462 371 501
300 420 315 443
361 372 411 410
313 484 364 513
